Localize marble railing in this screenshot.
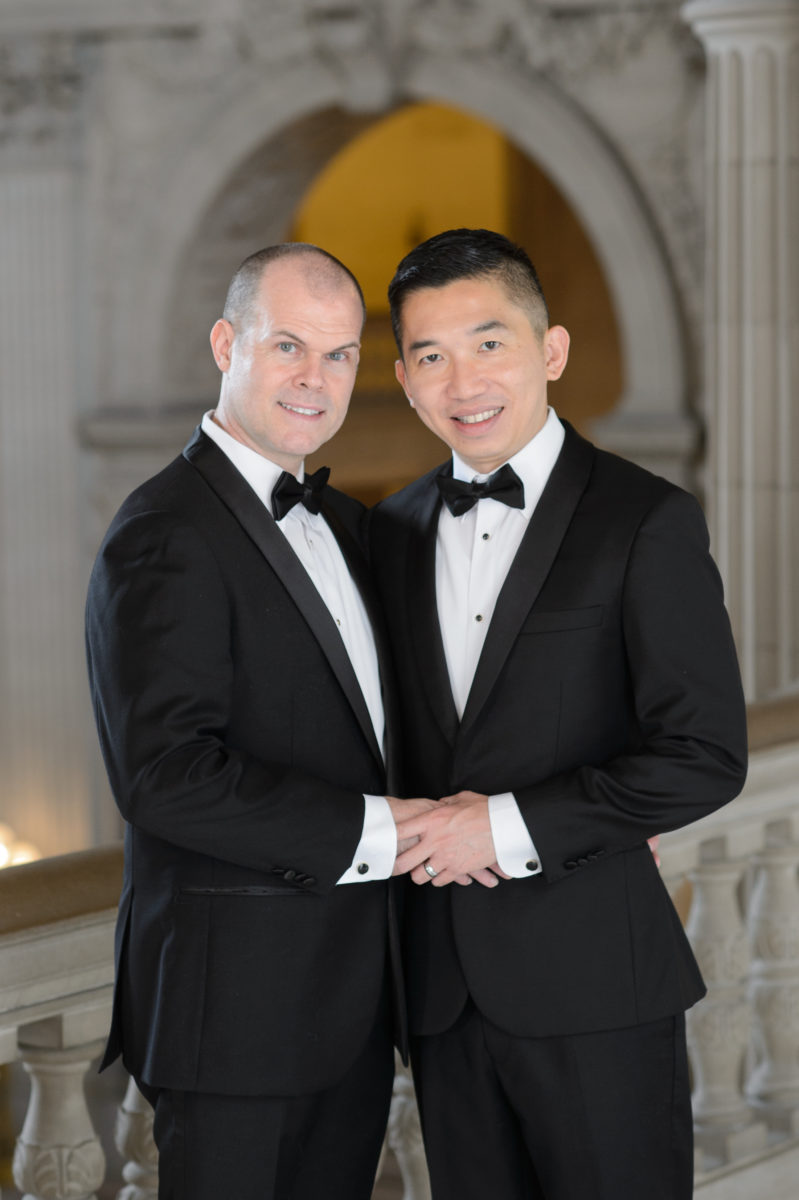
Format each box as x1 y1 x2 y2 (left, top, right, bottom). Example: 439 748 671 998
0 847 425 1200
661 695 799 1192
0 845 155 1199
0 696 797 1199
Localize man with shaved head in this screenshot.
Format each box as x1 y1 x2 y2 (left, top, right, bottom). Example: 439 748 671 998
86 244 425 1199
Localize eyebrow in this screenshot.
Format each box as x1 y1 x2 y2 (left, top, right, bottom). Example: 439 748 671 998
407 319 510 353
271 329 360 352
474 320 509 335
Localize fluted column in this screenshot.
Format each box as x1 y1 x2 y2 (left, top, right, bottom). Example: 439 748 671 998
682 0 799 698
0 34 94 854
746 834 799 1133
12 1041 106 1200
684 858 767 1165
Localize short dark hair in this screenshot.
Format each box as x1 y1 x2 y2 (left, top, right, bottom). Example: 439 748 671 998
222 243 366 330
388 228 549 354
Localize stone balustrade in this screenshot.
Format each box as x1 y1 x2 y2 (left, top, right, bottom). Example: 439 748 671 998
661 695 799 1194
0 697 798 1198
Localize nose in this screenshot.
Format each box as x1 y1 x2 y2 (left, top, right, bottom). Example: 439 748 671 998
295 354 324 390
446 356 484 401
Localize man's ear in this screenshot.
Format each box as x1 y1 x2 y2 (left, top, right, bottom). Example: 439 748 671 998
210 319 235 372
544 325 570 382
395 358 415 407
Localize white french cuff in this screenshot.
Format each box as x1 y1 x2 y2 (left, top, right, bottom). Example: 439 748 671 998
336 794 397 884
488 791 543 877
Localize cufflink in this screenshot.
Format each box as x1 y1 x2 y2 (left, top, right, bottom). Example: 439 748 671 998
525 859 539 872
357 862 369 875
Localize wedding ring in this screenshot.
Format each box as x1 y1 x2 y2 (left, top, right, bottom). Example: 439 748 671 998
423 861 438 879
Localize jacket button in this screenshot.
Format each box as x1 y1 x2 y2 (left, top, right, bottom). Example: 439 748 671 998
525 859 539 872
283 869 296 881
304 876 316 887
357 862 369 875
564 860 577 870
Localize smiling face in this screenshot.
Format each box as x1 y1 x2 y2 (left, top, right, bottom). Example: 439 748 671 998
395 275 570 475
209 255 363 474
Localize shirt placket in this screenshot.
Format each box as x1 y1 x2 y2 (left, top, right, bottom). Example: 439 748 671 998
464 503 495 682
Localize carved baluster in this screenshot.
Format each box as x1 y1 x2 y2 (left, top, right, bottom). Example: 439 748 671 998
385 1062 430 1200
115 1078 157 1200
685 856 766 1167
12 1041 106 1200
746 831 799 1136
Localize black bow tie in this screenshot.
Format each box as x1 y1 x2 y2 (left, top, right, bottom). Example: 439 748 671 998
436 463 525 517
271 466 330 521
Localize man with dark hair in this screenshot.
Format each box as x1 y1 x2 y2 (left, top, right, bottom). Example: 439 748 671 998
86 244 429 1199
371 227 747 1199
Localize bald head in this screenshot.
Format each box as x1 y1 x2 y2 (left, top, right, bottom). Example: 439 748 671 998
222 243 366 335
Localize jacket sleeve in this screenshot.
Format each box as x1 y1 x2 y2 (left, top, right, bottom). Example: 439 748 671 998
515 488 748 884
85 510 365 891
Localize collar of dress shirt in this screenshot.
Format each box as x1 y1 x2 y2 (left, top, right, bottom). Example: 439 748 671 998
201 410 304 517
450 406 565 519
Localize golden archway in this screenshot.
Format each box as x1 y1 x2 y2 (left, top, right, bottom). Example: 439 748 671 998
292 102 622 499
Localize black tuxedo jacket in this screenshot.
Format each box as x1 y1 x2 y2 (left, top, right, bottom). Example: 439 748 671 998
86 429 401 1097
370 422 747 1039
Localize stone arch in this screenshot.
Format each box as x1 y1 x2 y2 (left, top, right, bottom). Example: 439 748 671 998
112 49 693 480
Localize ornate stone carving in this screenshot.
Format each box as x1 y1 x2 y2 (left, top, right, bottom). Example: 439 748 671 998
114 1077 158 1200
12 1140 105 1200
174 0 702 96
12 1042 107 1200
0 35 81 147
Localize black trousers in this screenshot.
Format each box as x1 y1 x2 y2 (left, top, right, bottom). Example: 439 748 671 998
411 1000 693 1200
139 1000 395 1200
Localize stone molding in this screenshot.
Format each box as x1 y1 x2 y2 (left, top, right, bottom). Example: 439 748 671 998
683 0 799 29
0 0 214 36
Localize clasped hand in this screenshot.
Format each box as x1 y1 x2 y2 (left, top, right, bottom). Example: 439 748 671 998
387 792 511 889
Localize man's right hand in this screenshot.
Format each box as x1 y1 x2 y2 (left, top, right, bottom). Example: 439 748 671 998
386 796 500 888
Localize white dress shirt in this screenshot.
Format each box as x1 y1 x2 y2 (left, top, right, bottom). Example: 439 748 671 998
436 408 565 876
200 412 395 883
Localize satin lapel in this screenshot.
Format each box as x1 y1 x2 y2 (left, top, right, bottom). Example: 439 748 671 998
407 471 460 746
459 425 596 736
183 430 383 766
321 500 388 771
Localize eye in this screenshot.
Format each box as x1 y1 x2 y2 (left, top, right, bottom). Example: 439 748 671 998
277 341 297 353
481 340 501 351
420 352 442 364
327 351 348 362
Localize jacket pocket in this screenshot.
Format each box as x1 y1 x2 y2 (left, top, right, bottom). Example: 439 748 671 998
179 886 309 898
520 605 604 634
